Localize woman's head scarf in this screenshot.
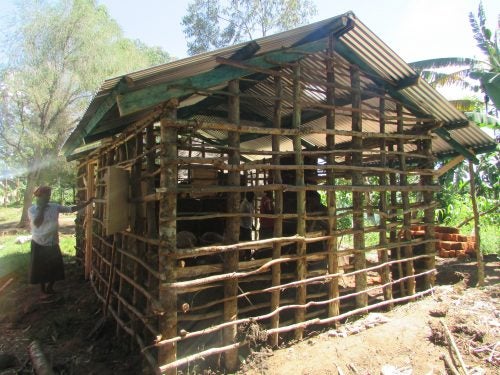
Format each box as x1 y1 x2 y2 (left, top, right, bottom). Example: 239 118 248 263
33 186 51 227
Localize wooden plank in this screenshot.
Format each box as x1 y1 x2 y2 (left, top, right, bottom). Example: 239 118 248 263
435 154 465 177
103 166 130 236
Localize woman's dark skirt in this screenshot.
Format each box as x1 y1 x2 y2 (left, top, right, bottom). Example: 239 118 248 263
29 241 65 284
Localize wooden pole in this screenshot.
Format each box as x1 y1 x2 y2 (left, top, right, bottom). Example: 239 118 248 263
325 33 340 319
223 79 241 371
378 97 393 305
350 64 367 308
85 162 95 280
115 143 127 338
146 124 159 292
158 99 179 374
104 239 117 317
28 341 55 375
130 135 144 307
292 63 307 340
389 144 405 297
397 103 415 296
422 134 436 289
270 74 283 347
468 160 484 286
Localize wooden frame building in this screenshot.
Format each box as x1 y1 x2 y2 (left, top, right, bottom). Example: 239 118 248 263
63 12 497 374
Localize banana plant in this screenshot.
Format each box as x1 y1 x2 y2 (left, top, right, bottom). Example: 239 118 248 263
409 1 499 112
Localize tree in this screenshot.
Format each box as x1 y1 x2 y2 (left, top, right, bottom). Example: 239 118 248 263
0 0 173 227
181 0 318 55
409 1 499 113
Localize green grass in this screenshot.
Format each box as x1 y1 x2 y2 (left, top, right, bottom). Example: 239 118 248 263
0 233 76 279
460 223 500 255
0 205 23 224
0 205 77 279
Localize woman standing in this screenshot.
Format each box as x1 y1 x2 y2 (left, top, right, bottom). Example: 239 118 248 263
28 186 93 295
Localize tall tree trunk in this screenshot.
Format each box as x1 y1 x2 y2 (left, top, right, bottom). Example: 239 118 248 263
18 170 39 228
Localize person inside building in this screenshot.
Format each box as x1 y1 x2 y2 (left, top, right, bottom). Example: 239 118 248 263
259 191 274 240
239 191 255 242
28 186 94 296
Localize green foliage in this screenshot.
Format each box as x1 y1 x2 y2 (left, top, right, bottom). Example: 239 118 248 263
0 0 173 223
181 0 318 55
475 225 499 255
409 1 499 111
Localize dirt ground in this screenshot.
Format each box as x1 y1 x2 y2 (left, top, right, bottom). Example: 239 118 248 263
239 257 499 375
0 220 498 375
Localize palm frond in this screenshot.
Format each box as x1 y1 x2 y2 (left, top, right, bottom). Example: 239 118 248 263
409 57 475 72
477 1 487 29
418 67 478 90
469 10 491 56
449 100 478 112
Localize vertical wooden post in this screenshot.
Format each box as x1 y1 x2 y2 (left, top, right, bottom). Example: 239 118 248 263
292 63 307 340
270 74 283 347
103 149 115 298
85 162 95 280
422 135 436 289
131 133 145 307
223 80 240 371
115 144 126 337
158 100 179 374
397 104 415 296
325 34 339 319
468 160 484 286
388 144 405 296
350 65 367 308
378 97 393 305
146 124 159 290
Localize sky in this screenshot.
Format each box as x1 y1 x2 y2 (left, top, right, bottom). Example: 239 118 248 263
93 0 499 63
1 0 498 62
0 0 498 99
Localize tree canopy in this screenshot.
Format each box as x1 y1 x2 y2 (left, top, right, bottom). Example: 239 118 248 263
0 0 173 225
181 0 318 55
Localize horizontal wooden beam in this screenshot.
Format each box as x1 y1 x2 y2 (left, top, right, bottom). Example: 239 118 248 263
116 40 329 117
435 154 465 177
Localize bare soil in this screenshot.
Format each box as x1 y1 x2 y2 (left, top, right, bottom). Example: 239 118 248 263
0 220 498 374
239 258 499 375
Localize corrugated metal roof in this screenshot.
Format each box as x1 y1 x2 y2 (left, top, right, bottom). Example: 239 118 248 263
434 124 498 157
63 11 496 160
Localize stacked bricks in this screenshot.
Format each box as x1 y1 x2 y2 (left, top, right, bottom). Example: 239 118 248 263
410 225 476 259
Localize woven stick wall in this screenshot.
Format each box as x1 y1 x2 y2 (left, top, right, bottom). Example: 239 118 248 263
74 42 438 374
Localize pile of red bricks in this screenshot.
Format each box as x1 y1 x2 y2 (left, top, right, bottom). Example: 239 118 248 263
410 225 476 259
